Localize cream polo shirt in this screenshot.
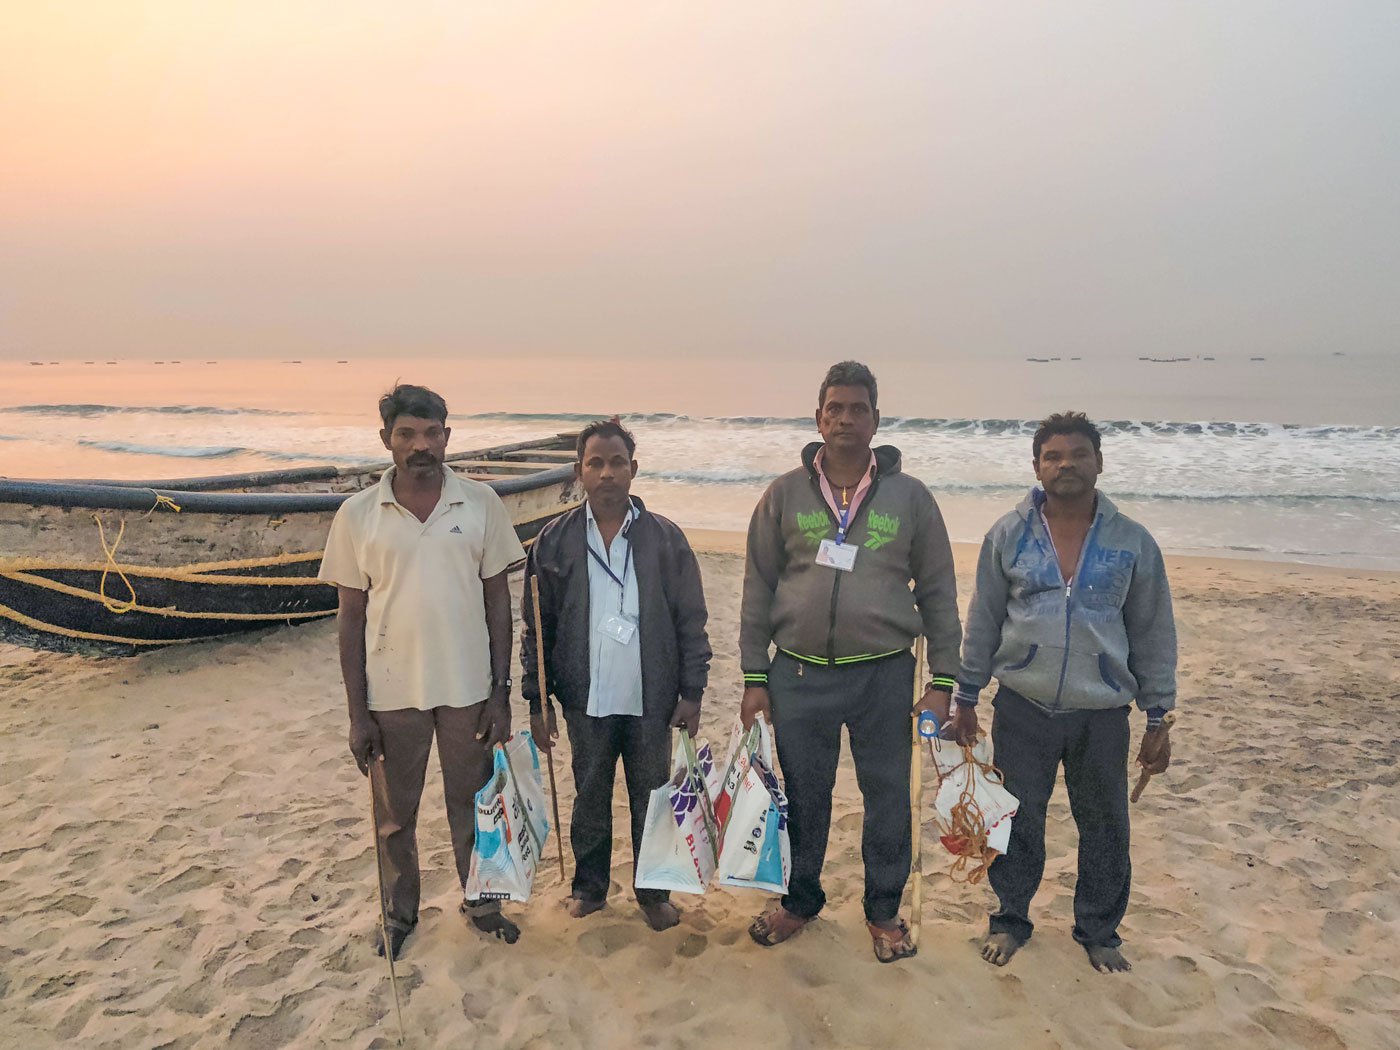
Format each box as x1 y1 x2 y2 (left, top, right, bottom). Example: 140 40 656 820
318 465 526 712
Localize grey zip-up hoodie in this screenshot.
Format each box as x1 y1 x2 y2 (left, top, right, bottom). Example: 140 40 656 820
955 488 1176 718
740 442 961 682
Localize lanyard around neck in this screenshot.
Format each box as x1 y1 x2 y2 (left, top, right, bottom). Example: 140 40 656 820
588 509 633 610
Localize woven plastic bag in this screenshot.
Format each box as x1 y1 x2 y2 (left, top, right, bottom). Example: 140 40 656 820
463 731 551 903
635 731 719 894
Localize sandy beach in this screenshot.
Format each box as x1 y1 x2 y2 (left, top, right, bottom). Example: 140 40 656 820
2 536 1398 1050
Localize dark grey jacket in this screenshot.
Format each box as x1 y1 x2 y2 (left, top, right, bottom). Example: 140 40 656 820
739 442 961 680
521 497 711 718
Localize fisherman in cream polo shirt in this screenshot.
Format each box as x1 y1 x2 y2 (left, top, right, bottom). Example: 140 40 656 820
319 383 526 960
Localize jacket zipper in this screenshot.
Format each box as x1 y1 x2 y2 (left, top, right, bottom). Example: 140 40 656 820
1050 511 1101 710
809 472 881 666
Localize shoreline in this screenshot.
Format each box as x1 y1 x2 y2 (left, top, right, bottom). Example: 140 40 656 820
684 528 1400 580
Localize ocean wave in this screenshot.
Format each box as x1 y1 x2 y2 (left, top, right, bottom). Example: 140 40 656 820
77 440 251 459
258 449 384 467
1 403 301 417
650 471 1400 503
453 411 1400 439
73 439 381 467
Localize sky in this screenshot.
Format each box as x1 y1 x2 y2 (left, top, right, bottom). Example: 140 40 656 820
2 2 1398 363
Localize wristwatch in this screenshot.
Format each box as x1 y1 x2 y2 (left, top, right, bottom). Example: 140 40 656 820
491 676 513 693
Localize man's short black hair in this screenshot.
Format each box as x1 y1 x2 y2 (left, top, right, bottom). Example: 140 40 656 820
577 418 637 460
1033 411 1101 460
379 383 448 429
818 360 878 411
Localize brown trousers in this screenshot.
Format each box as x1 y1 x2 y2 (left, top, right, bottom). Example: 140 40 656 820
371 703 499 931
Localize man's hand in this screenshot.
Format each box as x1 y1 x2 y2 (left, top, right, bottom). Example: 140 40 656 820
740 686 771 729
950 703 980 747
476 687 512 748
530 703 559 752
1136 724 1171 775
669 698 702 736
349 714 384 775
913 685 952 724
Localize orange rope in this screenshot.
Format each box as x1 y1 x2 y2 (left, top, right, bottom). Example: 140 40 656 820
931 741 1007 885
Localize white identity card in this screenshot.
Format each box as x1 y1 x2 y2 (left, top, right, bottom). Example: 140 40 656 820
816 539 857 572
598 614 637 645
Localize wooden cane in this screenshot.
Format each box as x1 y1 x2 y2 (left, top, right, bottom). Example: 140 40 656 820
909 637 927 948
528 574 568 880
367 763 405 1046
1130 711 1176 803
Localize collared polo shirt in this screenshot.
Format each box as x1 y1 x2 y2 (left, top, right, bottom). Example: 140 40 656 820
584 499 644 718
318 465 526 712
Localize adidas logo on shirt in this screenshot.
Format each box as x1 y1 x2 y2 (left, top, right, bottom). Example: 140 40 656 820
449 525 463 534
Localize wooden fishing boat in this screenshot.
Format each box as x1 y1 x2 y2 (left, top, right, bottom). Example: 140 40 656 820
0 435 582 655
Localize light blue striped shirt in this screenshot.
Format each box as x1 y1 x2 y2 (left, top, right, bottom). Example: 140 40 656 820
585 499 644 718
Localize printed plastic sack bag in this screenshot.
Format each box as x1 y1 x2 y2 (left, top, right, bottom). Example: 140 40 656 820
635 731 719 894
716 722 791 894
713 715 775 826
464 731 551 904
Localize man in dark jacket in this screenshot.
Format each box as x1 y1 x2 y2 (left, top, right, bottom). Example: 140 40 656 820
522 419 711 931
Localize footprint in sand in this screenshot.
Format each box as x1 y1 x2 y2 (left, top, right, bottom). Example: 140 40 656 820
578 922 642 958
676 933 708 958
1251 1006 1347 1050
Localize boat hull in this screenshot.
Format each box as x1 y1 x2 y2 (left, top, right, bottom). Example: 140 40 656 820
0 446 581 655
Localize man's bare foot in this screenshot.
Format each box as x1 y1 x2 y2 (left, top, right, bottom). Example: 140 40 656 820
1085 943 1131 973
461 903 521 944
640 900 681 931
980 932 1025 967
562 895 606 919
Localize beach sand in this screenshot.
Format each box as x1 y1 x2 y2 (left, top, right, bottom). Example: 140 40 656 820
2 538 1398 1049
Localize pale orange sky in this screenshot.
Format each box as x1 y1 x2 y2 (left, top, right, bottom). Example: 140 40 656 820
2 2 1398 361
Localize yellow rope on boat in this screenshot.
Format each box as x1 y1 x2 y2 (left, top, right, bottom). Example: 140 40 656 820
0 571 334 621
94 515 138 614
0 598 207 645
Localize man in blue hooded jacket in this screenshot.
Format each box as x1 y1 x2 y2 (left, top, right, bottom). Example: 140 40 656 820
952 411 1176 974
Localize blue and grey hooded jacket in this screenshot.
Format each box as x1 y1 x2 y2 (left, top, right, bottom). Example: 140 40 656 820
955 489 1176 723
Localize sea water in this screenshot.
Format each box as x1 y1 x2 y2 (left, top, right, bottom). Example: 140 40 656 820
1 355 1397 570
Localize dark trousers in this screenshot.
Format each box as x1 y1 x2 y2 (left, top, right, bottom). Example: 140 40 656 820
370 704 500 933
768 650 914 924
562 707 673 907
987 686 1132 948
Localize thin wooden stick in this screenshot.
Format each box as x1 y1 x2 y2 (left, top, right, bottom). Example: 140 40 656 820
1130 711 1176 803
367 763 405 1046
528 574 568 880
909 637 926 948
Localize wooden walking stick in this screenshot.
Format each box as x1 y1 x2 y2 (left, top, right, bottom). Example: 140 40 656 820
909 636 927 948
1130 711 1176 803
367 763 405 1046
528 574 568 880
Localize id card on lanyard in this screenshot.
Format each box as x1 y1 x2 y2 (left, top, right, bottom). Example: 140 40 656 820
816 500 858 572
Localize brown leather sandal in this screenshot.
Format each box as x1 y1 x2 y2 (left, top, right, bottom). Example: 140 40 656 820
868 919 917 964
748 906 809 947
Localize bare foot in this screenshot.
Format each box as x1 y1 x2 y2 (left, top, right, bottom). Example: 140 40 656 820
980 932 1025 967
1085 943 1131 973
640 900 681 931
562 895 606 919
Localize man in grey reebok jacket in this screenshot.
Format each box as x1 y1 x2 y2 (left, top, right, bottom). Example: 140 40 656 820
952 411 1176 974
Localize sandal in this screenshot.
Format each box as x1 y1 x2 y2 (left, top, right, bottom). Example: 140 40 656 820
748 906 809 947
867 920 917 964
